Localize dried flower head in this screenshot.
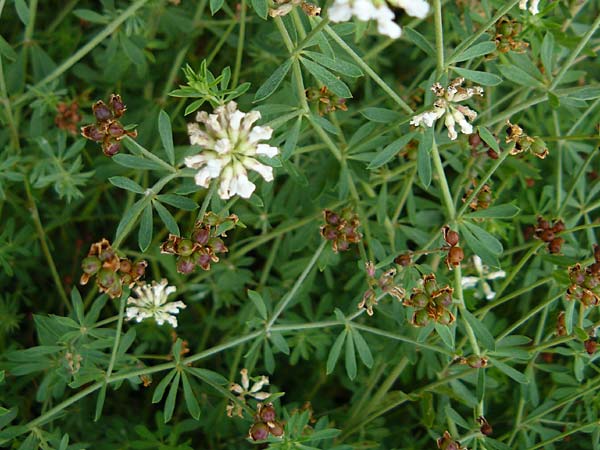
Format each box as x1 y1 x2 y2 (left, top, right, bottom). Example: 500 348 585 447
404 273 455 327
359 262 405 315
320 208 362 252
327 0 429 39
55 101 82 134
125 279 186 327
306 86 348 115
185 101 279 200
411 77 483 140
506 121 549 159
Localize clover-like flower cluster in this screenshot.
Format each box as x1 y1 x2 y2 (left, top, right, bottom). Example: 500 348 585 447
80 238 147 299
328 0 429 39
81 94 137 156
320 208 362 253
411 77 483 140
185 101 279 200
359 262 405 315
160 212 237 274
567 245 600 308
403 274 454 327
125 279 186 328
228 368 270 418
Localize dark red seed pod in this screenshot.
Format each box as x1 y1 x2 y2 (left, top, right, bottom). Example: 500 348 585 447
192 228 210 246
444 229 460 247
324 210 340 225
540 229 555 242
259 404 276 423
110 94 126 117
552 220 565 233
108 121 125 137
447 246 464 266
103 142 121 157
176 256 195 274
269 421 284 437
394 253 412 267
119 259 132 273
93 100 112 122
249 422 270 441
584 339 597 355
81 124 105 141
548 237 564 254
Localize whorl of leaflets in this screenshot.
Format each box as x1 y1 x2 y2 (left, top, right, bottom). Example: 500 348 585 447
125 279 186 328
328 0 430 39
410 77 483 141
185 101 279 200
519 0 540 14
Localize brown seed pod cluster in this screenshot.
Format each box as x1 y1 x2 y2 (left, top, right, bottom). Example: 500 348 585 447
160 212 237 274
80 238 147 298
320 208 362 253
566 245 600 308
306 86 348 116
403 274 455 327
359 262 405 316
534 216 565 254
464 184 493 211
495 17 529 54
506 121 549 159
81 94 137 157
249 403 284 441
55 101 82 135
443 226 464 269
437 431 466 450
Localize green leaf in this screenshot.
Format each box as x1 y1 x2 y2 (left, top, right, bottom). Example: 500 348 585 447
156 194 198 210
138 204 153 252
541 32 555 75
115 197 146 243
263 340 275 373
361 107 402 123
434 323 455 349
210 0 225 14
417 129 433 188
153 200 180 235
300 57 352 98
109 176 145 194
15 0 30 26
158 110 175 165
498 64 545 89
120 34 145 66
73 9 109 24
344 329 357 379
71 288 84 324
450 41 496 63
164 371 181 422
326 331 346 374
251 0 268 19
270 332 290 355
351 327 373 368
181 372 201 420
476 126 500 152
0 35 17 61
461 309 495 351
403 27 435 56
304 51 363 78
464 204 520 219
248 290 267 320
489 357 529 384
94 384 107 421
113 154 165 171
461 221 503 268
368 132 415 169
254 59 292 102
153 371 177 404
452 67 502 86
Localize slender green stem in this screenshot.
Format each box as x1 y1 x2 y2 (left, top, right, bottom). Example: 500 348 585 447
123 136 177 173
232 0 246 87
105 290 128 378
455 266 480 355
556 148 598 217
24 181 71 313
496 293 562 341
298 16 331 50
433 0 444 76
266 240 326 330
430 138 456 220
197 179 217 221
476 276 553 317
323 23 413 114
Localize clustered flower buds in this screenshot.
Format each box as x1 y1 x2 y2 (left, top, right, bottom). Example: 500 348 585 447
464 184 493 211
81 94 137 156
55 101 82 134
519 0 540 15
443 226 464 270
320 208 362 252
411 77 483 140
359 262 405 315
269 0 321 17
160 212 237 274
506 121 549 159
533 216 565 254
80 238 147 299
566 245 600 308
249 403 285 441
328 0 430 39
495 17 528 54
185 101 279 200
437 430 466 450
227 368 270 418
306 86 348 115
403 273 455 327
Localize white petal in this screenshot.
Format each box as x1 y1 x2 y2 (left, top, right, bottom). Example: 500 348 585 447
255 143 279 158
241 110 261 131
328 0 353 22
396 0 429 19
243 158 274 182
214 138 232 154
377 16 402 39
248 126 273 144
251 392 271 400
241 369 249 390
228 110 245 132
461 276 479 289
445 113 458 140
519 0 528 10
194 166 214 188
218 166 234 199
185 153 210 169
232 171 256 198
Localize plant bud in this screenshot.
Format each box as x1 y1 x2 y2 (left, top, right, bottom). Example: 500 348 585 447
192 227 210 245
321 225 337 241
108 121 125 137
194 252 212 270
447 247 464 267
259 404 276 422
531 137 548 159
424 277 437 296
394 253 412 267
93 101 112 122
412 293 429 308
269 421 284 437
110 94 126 117
477 416 493 436
177 239 195 257
540 229 555 242
119 259 132 273
584 339 597 355
103 142 121 157
444 228 460 247
249 422 270 441
176 256 195 274
97 268 118 288
324 210 340 225
552 220 565 233
81 124 104 141
82 256 101 275
412 309 429 327
208 237 227 253
133 261 147 278
548 237 564 254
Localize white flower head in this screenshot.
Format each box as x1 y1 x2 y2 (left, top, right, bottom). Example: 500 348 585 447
125 279 186 327
410 77 483 140
185 101 279 200
227 368 271 417
327 0 429 39
519 0 540 15
461 255 506 300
